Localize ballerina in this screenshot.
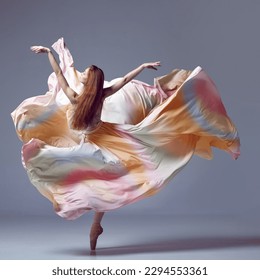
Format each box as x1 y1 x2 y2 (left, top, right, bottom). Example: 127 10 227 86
12 38 240 251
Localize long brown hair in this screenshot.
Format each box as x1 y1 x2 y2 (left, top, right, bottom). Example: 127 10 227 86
71 65 104 130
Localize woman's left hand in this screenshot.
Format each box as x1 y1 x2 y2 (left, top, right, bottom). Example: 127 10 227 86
30 46 51 54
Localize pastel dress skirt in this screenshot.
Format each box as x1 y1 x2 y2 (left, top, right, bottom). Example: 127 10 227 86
11 38 240 220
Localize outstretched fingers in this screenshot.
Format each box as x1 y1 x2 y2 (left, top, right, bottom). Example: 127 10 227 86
143 61 161 70
30 46 49 54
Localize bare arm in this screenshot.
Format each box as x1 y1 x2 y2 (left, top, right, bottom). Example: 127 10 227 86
103 61 160 98
30 46 77 104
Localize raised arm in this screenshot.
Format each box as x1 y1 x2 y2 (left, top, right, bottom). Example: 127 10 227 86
30 46 77 104
103 62 161 98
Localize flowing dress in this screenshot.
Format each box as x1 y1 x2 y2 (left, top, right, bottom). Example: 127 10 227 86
11 38 240 220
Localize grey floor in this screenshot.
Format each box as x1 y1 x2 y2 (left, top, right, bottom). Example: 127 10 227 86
1 214 260 260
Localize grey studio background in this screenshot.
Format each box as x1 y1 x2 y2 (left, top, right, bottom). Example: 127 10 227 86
0 0 259 259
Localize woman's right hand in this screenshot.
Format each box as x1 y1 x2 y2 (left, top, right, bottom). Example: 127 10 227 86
30 46 51 54
142 61 161 70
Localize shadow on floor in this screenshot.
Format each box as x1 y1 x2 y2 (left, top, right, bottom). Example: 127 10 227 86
53 235 260 257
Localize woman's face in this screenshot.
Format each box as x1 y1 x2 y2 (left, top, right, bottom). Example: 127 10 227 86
79 67 90 84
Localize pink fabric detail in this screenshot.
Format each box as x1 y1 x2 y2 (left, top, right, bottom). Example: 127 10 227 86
61 169 123 186
194 71 227 115
22 139 45 166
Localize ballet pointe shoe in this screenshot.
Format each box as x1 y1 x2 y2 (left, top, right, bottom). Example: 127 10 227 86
90 223 103 251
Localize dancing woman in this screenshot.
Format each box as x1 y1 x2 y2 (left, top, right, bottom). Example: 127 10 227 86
12 38 240 251
31 45 160 250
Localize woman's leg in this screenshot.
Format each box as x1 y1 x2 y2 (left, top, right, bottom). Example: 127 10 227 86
89 212 104 250
93 211 104 224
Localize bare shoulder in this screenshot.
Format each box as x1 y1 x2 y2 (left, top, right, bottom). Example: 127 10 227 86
102 87 113 99
67 87 78 104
